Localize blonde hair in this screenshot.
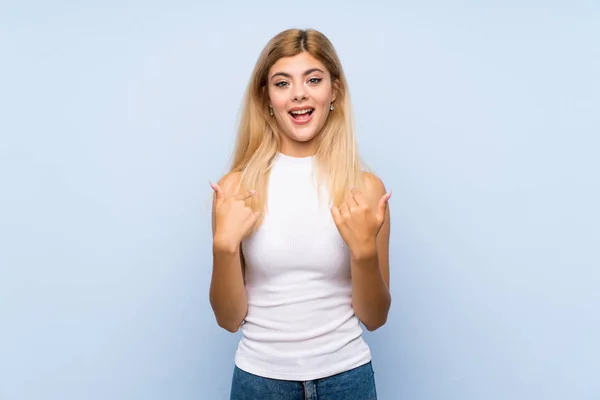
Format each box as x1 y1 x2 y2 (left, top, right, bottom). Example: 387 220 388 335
225 28 367 228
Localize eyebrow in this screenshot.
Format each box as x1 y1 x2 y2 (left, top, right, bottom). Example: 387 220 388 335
270 68 325 80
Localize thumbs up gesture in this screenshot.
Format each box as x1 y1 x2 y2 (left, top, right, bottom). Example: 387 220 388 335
210 181 260 252
331 187 391 260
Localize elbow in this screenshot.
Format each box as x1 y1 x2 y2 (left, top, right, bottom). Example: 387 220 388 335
215 316 244 333
363 316 388 332
212 306 246 333
360 298 391 332
209 294 247 333
218 320 241 333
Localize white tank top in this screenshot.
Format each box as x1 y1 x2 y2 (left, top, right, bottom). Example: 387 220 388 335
236 152 372 381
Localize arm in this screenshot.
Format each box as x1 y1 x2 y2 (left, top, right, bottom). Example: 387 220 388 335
209 173 248 333
350 174 391 331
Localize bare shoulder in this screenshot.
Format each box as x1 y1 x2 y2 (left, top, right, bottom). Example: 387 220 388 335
216 171 243 196
361 172 387 200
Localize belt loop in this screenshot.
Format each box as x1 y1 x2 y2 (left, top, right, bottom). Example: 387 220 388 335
303 380 317 400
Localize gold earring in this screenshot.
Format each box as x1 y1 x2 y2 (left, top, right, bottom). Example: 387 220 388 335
269 106 274 116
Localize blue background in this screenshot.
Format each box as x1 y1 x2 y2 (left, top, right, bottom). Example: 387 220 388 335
1 1 598 399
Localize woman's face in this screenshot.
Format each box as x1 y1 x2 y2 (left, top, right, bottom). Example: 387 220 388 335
267 52 337 156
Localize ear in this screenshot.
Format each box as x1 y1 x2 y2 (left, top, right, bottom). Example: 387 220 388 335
331 78 340 102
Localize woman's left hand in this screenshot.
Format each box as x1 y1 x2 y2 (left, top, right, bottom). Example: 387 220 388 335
331 187 391 260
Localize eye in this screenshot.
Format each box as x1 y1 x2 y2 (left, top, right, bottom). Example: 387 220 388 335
308 77 322 84
275 81 289 87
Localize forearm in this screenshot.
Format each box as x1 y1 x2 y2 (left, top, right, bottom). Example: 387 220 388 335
351 245 391 331
209 241 248 332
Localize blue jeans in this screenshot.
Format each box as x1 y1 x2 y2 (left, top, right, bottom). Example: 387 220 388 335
230 361 377 400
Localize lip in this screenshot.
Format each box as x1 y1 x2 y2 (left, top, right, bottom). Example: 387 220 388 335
288 108 314 125
288 106 315 112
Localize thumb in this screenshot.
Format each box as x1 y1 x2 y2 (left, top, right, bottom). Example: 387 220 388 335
241 211 261 237
376 191 391 223
210 180 224 203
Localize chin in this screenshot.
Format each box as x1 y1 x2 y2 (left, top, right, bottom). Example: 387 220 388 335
282 127 321 144
277 112 327 145
287 123 325 143
291 132 319 143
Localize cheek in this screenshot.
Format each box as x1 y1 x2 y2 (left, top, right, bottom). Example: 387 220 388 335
315 90 333 108
268 91 286 111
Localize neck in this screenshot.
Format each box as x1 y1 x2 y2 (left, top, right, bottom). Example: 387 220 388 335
279 140 318 158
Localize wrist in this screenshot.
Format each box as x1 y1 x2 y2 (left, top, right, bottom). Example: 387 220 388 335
213 234 240 254
350 240 378 262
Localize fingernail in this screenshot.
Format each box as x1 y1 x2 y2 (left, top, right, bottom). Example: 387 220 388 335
249 189 256 194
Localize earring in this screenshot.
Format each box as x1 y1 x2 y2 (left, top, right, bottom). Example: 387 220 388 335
269 106 274 116
330 103 334 111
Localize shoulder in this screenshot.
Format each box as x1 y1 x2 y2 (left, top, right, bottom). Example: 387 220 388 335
216 171 243 196
361 172 387 199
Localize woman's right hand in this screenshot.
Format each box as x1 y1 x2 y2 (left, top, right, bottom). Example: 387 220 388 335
210 181 260 252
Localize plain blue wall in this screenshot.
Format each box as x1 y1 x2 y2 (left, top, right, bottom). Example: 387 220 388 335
1 1 598 399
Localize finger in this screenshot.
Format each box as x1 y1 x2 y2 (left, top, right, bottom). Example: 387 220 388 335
350 187 368 206
242 210 261 233
330 206 342 225
376 191 392 222
233 189 256 202
246 209 261 222
346 189 359 206
340 202 351 217
210 181 224 202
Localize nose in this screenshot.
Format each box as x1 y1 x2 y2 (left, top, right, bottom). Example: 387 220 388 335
291 84 308 102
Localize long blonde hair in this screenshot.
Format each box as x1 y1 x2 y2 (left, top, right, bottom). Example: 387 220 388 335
226 28 366 227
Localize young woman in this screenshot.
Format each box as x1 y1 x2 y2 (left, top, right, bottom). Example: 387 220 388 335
209 28 391 400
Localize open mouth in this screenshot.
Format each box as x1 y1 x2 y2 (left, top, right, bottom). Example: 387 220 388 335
289 108 314 120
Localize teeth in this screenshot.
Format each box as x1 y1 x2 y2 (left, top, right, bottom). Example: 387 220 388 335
290 109 313 115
